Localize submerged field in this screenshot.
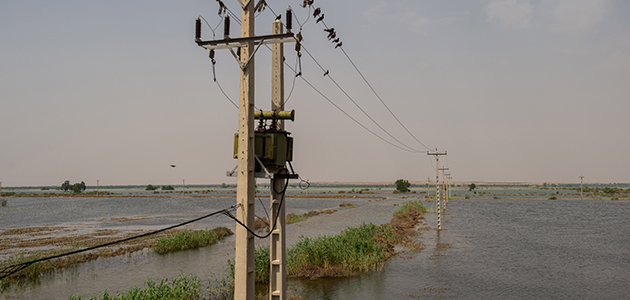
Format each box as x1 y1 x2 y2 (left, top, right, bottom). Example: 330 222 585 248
1 184 629 299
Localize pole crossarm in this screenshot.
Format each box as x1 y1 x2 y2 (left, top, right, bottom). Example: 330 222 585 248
197 33 296 49
428 151 447 156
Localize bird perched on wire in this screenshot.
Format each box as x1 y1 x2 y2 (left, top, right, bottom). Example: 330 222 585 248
313 7 321 17
332 38 340 43
335 42 342 48
316 14 324 23
170 165 176 168
323 70 329 76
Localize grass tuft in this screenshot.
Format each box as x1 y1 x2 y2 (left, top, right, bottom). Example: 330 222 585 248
153 227 232 254
69 274 201 300
393 200 429 216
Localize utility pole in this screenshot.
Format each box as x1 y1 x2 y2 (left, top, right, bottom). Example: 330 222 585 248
96 180 99 196
427 149 447 230
439 167 449 209
182 179 185 198
447 175 452 200
195 4 296 299
269 19 286 300
579 175 585 200
427 177 431 199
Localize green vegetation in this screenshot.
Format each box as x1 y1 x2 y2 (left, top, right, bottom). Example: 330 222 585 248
60 180 86 193
1 228 233 289
468 183 476 191
1 248 91 290
154 227 233 254
395 179 411 193
393 200 429 216
145 184 157 191
162 185 175 191
286 209 336 224
69 274 202 300
245 222 400 283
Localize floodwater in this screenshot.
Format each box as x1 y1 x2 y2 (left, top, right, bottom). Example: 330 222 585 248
1 194 630 299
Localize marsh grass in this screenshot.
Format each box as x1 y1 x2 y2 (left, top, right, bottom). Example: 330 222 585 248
1 227 232 290
153 227 232 254
69 274 202 300
286 209 336 224
247 222 400 283
394 200 429 216
1 248 93 290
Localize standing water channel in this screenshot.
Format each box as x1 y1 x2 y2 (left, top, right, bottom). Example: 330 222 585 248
1 195 629 299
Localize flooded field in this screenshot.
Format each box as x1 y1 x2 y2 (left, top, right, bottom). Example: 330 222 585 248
1 187 629 299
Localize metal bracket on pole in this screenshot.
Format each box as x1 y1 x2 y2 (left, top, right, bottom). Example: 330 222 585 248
200 34 295 70
237 0 252 9
227 155 274 179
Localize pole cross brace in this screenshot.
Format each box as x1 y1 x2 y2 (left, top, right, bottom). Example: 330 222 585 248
226 155 298 179
197 33 296 70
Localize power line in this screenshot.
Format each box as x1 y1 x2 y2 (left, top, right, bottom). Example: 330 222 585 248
285 63 421 153
204 2 425 153
337 46 433 151
301 46 423 153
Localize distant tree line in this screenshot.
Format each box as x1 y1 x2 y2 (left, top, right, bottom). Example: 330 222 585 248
146 184 175 191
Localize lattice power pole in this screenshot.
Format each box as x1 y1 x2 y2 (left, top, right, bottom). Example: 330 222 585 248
195 3 296 299
447 174 452 201
439 167 449 209
427 149 447 230
579 175 585 200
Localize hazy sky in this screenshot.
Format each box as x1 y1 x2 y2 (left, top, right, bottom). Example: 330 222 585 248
1 0 629 186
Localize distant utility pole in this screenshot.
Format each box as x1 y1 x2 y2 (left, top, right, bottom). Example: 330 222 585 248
427 177 430 199
447 175 452 200
96 180 99 196
439 167 449 209
580 175 584 200
195 3 296 299
182 179 185 198
427 149 447 230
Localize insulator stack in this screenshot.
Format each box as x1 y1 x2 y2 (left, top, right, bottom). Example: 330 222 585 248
224 15 230 38
195 18 201 41
286 9 292 32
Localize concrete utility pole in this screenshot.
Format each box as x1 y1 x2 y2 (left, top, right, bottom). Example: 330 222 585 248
269 19 286 300
427 149 447 230
96 180 99 196
195 4 296 299
427 177 431 199
439 167 449 209
234 3 256 298
447 175 452 200
579 175 585 200
182 179 185 198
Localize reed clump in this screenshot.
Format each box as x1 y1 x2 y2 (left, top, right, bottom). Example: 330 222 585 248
153 227 232 254
247 222 400 282
286 209 336 224
393 200 429 216
69 273 202 300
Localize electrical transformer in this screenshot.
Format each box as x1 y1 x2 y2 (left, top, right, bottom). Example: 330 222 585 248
232 110 295 172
